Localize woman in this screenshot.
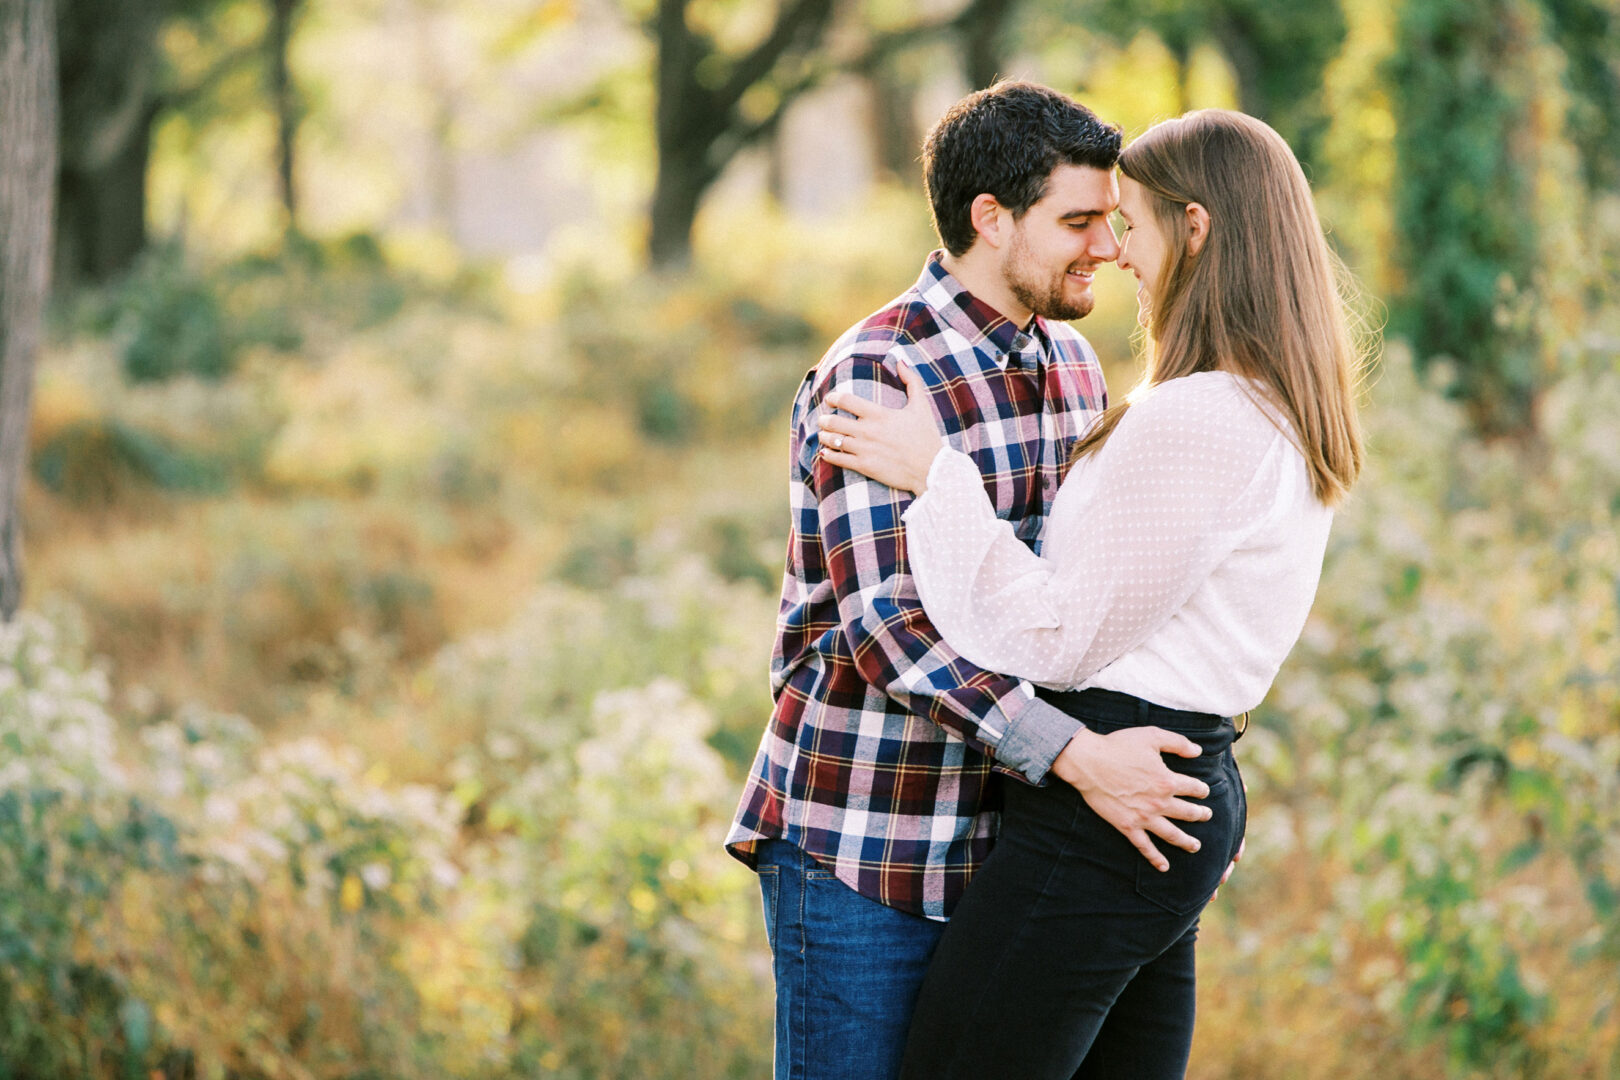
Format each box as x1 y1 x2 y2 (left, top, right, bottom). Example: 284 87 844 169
816 110 1366 1079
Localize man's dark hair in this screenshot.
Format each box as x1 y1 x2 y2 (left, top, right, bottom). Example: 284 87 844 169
922 81 1122 257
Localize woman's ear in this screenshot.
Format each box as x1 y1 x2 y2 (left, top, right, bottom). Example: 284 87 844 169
969 193 1008 249
1185 202 1211 257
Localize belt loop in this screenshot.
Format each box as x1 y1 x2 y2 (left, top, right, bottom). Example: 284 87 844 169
1234 711 1249 739
1136 697 1151 725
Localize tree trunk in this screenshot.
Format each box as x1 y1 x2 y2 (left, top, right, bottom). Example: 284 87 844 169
54 100 152 287
1212 22 1262 121
268 0 299 233
648 150 709 269
957 0 1017 90
866 63 919 184
54 0 162 287
1205 1 1345 177
1163 33 1192 116
645 0 835 267
649 0 704 268
0 0 60 620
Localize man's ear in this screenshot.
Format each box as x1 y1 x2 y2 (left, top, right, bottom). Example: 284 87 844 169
1185 202 1211 257
968 193 1008 249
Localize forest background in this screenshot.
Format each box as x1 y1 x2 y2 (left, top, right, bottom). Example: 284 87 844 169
0 0 1617 1076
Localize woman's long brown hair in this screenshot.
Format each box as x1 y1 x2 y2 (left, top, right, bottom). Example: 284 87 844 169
1069 110 1368 506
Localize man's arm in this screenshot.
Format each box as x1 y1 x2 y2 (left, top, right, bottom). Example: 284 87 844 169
805 353 1077 781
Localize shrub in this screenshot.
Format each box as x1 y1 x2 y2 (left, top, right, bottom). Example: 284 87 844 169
0 608 472 1079
0 611 180 1077
0 543 776 1078
1221 344 1620 1075
113 248 237 384
32 418 230 505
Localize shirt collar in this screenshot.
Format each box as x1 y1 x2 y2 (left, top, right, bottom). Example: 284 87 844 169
916 251 1040 370
1009 320 1047 371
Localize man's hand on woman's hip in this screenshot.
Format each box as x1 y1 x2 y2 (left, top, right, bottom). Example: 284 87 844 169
1048 726 1211 873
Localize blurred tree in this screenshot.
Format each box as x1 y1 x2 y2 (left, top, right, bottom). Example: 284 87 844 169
958 0 1019 88
1086 0 1347 172
647 0 1023 266
267 0 305 234
864 58 921 182
410 0 458 234
55 0 163 286
56 0 284 288
1389 0 1544 432
649 0 835 267
0 0 58 620
1536 0 1620 190
1088 0 1202 113
862 0 1023 186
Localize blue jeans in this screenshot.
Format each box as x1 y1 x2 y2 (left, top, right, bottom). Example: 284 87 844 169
755 839 947 1080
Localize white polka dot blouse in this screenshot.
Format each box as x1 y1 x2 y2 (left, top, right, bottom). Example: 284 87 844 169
902 370 1335 717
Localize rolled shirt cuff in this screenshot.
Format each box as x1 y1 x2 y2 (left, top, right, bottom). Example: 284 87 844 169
995 695 1084 784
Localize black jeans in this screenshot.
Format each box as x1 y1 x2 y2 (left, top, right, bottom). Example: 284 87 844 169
900 688 1247 1080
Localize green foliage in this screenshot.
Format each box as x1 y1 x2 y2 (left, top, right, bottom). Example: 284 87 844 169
1084 0 1348 169
556 271 814 448
37 236 496 517
419 556 775 1076
20 342 1620 1076
60 233 446 389
1537 0 1620 190
0 612 181 1077
25 13 1620 1071
32 418 231 504
1240 343 1620 1073
0 610 458 1078
1387 0 1545 431
0 545 774 1077
228 232 413 347
114 248 237 383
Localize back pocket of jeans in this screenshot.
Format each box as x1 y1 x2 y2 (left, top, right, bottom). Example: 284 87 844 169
1133 774 1238 916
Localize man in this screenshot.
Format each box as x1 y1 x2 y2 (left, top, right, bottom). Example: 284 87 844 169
725 81 1215 1080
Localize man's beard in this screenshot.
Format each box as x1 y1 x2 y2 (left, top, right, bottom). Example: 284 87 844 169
1005 228 1094 321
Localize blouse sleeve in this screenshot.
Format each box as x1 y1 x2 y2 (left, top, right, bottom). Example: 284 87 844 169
900 378 1292 687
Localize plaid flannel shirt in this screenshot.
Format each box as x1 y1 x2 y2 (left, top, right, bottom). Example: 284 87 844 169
725 253 1109 920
